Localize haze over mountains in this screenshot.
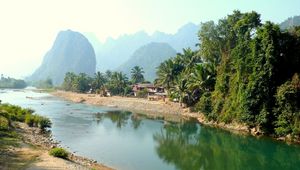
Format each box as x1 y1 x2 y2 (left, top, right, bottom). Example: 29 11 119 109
28 15 300 85
118 42 177 81
85 22 199 72
280 15 300 29
29 30 96 85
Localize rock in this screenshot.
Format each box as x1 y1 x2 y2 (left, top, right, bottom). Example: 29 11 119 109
28 30 96 85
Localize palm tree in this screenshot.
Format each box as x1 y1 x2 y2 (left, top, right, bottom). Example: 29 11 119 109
92 71 106 92
131 66 145 84
108 72 129 95
174 48 201 74
155 59 180 90
188 63 216 95
170 74 191 107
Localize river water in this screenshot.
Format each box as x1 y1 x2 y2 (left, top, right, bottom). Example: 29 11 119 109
0 89 300 170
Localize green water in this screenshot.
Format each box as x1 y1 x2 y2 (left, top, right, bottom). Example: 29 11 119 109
0 89 299 170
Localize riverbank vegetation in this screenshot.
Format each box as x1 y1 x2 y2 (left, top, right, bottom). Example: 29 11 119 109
62 66 146 96
0 103 51 132
57 11 300 140
0 103 52 169
0 75 27 89
155 11 300 139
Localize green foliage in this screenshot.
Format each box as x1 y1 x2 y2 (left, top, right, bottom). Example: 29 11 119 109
131 66 145 84
91 72 107 93
0 116 9 131
195 92 212 117
106 72 129 96
62 71 131 96
62 72 92 93
49 148 68 159
274 74 300 136
25 114 35 127
0 104 51 131
136 88 148 98
154 10 300 138
0 75 27 89
32 78 53 89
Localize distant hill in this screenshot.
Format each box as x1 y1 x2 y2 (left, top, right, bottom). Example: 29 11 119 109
29 30 96 85
85 22 199 71
280 15 300 30
117 42 177 82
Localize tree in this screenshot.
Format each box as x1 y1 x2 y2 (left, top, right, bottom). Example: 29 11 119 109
155 59 182 90
131 66 145 84
107 72 129 95
91 71 106 92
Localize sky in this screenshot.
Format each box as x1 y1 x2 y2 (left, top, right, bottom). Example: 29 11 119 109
0 0 300 78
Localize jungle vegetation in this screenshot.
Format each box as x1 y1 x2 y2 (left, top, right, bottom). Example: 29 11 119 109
155 11 300 137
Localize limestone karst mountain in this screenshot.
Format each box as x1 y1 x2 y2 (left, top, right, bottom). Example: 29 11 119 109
117 42 177 81
29 30 96 85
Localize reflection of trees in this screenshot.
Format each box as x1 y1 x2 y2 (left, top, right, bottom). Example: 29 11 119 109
131 113 142 129
105 111 131 128
154 122 300 170
93 112 104 124
93 111 144 129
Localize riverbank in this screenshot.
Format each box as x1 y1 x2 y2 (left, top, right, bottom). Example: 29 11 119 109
53 90 185 117
52 90 300 144
52 91 251 133
0 122 113 170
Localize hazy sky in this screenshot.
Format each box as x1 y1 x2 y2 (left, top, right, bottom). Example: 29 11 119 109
0 0 299 78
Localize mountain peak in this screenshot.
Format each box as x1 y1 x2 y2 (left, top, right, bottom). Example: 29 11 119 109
29 30 96 85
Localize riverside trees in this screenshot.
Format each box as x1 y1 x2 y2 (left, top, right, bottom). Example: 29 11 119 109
155 11 300 137
62 66 146 96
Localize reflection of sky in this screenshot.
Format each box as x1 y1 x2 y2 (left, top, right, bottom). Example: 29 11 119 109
0 89 175 170
1 89 300 170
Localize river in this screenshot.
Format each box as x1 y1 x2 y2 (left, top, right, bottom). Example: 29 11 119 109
1 89 300 170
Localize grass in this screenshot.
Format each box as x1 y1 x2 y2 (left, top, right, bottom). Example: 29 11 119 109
49 148 69 159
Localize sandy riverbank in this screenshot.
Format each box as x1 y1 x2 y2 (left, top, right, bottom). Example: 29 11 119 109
52 91 252 133
53 91 186 116
0 122 113 170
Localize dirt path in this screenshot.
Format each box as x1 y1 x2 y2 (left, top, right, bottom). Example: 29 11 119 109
26 150 90 170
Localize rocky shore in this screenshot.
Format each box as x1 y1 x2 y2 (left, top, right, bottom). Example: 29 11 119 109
15 122 113 170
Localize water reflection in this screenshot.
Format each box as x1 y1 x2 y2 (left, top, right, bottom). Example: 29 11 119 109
153 121 300 170
2 89 300 170
93 111 143 129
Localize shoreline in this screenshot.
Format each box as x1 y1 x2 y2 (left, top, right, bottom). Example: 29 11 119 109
51 91 250 133
51 90 299 144
13 122 113 170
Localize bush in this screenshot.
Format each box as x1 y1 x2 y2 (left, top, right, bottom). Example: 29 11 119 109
25 114 35 127
0 116 9 130
38 117 52 131
49 148 68 159
136 88 148 98
195 92 212 116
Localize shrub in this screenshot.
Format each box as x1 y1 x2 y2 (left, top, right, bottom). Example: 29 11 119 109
136 88 148 98
274 75 300 136
0 116 9 130
195 92 212 116
38 117 52 131
25 114 35 127
49 148 68 159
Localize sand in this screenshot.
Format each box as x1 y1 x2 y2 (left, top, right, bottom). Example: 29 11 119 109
52 91 187 116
